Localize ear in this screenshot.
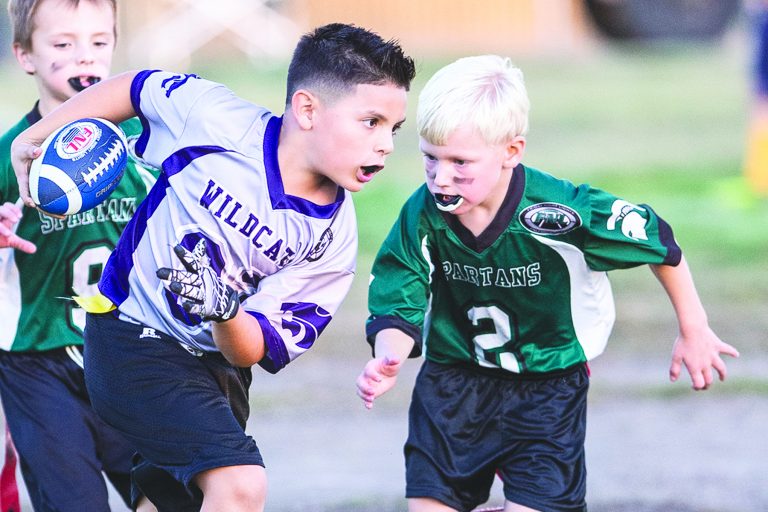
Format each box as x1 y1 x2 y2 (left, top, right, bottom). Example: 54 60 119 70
502 136 526 169
13 43 36 75
290 89 318 130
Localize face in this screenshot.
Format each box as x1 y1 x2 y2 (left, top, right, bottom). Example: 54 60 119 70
420 125 523 216
305 82 408 192
14 0 116 114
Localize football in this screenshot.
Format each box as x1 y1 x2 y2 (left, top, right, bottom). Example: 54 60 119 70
29 117 128 216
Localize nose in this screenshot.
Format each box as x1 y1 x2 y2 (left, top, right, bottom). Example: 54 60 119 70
432 161 453 188
376 131 394 156
75 43 95 65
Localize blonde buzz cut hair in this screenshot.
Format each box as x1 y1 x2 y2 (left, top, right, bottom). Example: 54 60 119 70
417 55 530 146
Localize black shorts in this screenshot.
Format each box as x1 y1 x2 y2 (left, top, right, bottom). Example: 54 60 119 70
84 312 263 511
0 346 133 511
405 361 589 512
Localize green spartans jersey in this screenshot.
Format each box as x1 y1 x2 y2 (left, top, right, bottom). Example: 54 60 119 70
367 164 681 374
0 105 157 352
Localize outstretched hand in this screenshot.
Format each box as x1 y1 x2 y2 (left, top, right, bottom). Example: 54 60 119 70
355 356 402 409
156 239 239 322
669 326 739 390
0 202 36 253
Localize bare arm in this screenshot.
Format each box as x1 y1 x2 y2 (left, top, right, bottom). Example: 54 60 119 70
212 311 266 367
11 71 139 207
355 328 415 409
650 256 739 390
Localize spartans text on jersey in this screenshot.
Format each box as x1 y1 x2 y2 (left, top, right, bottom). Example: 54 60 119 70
38 197 137 234
442 260 541 288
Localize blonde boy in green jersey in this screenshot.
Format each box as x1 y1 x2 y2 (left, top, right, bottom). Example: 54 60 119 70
0 1 156 510
356 55 738 512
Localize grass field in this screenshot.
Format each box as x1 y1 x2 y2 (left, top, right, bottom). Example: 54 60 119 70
1 33 766 511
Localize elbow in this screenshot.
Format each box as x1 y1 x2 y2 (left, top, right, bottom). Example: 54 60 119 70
219 345 265 368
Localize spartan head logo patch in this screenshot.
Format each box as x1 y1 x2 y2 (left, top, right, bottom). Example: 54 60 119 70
307 228 333 262
519 202 582 235
607 200 648 240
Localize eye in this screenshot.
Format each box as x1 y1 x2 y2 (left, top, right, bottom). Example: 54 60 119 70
94 41 110 48
454 159 467 166
363 118 379 128
53 42 70 49
392 122 404 136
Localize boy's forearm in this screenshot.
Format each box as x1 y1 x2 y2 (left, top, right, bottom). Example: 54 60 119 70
212 311 266 367
18 71 139 144
373 328 416 362
650 256 708 333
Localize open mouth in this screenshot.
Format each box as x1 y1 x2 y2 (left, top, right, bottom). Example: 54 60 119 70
361 165 383 176
434 193 464 212
68 76 102 92
358 165 384 183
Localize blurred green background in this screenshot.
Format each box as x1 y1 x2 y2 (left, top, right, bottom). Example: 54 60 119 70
0 2 764 377
0 1 766 509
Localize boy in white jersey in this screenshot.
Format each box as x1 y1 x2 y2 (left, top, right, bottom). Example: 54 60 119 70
0 1 157 510
11 23 415 511
355 55 739 512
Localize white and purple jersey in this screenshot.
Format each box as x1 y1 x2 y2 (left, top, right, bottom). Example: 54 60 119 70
100 70 357 373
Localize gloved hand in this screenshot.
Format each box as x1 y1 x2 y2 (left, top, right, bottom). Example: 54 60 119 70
156 239 239 322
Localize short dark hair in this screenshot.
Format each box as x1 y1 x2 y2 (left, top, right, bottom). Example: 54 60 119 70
285 23 416 105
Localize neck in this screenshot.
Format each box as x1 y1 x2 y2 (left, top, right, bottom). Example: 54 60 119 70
456 170 513 237
277 117 338 205
36 96 62 118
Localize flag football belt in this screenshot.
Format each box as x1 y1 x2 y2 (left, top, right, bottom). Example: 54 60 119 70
72 293 116 313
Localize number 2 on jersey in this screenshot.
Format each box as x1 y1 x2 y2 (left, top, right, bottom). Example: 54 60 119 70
468 305 525 372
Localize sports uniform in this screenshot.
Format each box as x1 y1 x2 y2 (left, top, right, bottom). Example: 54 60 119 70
83 70 357 508
366 164 681 511
0 104 156 511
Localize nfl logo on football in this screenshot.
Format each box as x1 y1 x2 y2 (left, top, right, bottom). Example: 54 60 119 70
57 121 101 161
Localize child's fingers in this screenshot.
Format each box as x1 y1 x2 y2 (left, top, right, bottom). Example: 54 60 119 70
718 342 740 359
687 367 705 389
383 356 400 367
355 372 379 395
11 235 37 254
173 244 199 273
0 202 23 223
686 362 713 391
14 146 41 208
668 356 682 382
362 363 382 383
379 356 401 377
355 381 376 409
712 356 728 382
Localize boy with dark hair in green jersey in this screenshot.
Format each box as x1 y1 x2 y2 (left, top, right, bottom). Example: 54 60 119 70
355 55 739 512
0 1 157 510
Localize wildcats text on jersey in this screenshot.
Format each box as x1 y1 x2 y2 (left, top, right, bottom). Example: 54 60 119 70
442 260 541 288
199 179 298 267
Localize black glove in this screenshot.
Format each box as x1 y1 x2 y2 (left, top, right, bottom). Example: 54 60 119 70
156 239 239 322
